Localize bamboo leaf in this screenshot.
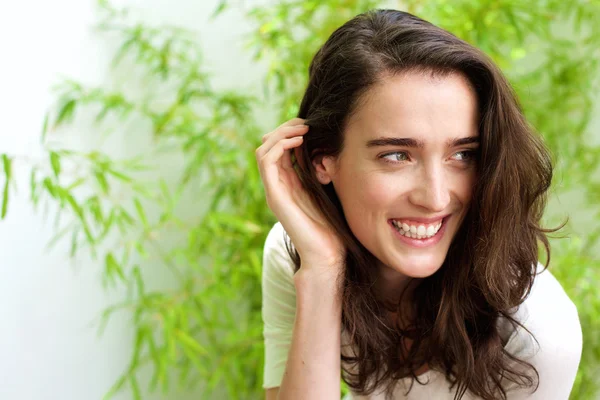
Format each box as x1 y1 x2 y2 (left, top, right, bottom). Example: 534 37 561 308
94 171 110 194
102 374 127 400
1 154 12 219
175 329 207 355
132 265 145 297
129 374 141 400
131 327 146 369
66 177 86 191
64 192 94 244
99 209 115 240
210 0 228 20
69 229 79 258
46 224 73 251
105 253 126 282
42 177 56 198
134 241 147 258
96 302 127 337
41 112 50 144
147 330 162 391
2 179 9 219
118 207 135 226
159 179 171 204
49 152 61 177
133 198 148 227
106 168 131 182
181 344 209 376
55 99 76 127
30 168 39 205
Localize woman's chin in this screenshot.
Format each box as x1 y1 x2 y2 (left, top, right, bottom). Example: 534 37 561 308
385 257 444 279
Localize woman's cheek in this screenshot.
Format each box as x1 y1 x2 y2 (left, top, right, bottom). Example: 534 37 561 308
356 174 399 209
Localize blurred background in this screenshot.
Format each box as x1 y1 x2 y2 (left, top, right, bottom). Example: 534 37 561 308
0 0 598 399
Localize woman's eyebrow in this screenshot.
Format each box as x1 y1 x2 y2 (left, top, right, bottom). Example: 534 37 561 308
365 136 480 148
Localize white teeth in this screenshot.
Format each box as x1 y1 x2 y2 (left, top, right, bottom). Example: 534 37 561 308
392 219 443 239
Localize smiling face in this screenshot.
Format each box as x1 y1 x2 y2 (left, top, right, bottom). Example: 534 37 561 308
313 70 479 291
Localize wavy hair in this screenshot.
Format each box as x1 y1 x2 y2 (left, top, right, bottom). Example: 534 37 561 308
283 9 563 400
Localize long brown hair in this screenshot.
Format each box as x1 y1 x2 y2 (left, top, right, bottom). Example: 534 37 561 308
284 9 562 400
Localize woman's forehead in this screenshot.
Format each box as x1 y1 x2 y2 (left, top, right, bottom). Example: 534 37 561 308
344 72 480 147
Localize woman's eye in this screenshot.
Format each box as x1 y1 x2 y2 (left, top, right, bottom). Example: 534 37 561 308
379 150 477 164
453 150 477 162
380 151 409 163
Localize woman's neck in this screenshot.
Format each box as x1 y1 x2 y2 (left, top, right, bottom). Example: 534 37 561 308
375 262 417 303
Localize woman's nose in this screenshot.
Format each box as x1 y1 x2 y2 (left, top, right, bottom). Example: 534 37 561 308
408 164 451 213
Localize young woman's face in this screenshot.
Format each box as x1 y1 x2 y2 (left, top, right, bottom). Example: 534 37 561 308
316 71 479 285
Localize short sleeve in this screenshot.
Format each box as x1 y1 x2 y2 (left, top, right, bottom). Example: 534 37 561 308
503 262 583 399
262 222 298 389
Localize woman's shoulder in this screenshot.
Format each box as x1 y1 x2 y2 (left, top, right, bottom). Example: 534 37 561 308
503 261 582 362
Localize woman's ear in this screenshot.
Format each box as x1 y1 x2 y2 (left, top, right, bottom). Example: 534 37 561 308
312 154 337 185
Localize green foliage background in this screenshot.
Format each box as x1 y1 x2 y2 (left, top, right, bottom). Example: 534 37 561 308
1 0 599 399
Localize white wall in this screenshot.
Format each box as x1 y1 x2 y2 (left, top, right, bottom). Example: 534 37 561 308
0 1 267 399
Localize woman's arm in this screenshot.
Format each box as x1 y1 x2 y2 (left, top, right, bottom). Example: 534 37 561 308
275 266 343 400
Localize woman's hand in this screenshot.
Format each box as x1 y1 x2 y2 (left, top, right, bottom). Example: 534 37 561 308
256 118 345 274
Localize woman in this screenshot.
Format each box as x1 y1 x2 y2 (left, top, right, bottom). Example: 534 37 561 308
255 9 582 400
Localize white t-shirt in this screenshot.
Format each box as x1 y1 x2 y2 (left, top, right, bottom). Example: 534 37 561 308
261 222 583 399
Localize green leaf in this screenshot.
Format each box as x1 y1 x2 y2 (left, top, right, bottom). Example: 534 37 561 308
94 171 110 194
147 333 162 391
59 186 78 209
42 177 56 198
1 154 12 219
134 241 147 258
210 0 228 20
207 364 224 392
49 152 61 177
2 155 11 181
131 327 146 369
55 99 77 127
46 224 74 251
210 212 263 234
129 374 141 400
175 329 207 355
106 168 131 182
88 197 103 223
99 209 115 240
96 301 131 337
159 179 171 204
118 207 135 225
41 112 50 144
66 177 86 191
132 265 145 297
30 168 39 205
181 343 209 376
2 178 9 219
69 229 79 258
112 37 136 67
105 253 126 282
102 374 127 400
64 192 93 244
133 198 148 227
